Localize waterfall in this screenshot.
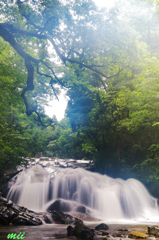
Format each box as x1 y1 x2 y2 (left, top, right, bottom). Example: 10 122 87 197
7 164 159 222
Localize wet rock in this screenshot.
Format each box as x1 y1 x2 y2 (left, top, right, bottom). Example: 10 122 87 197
129 231 149 239
0 196 43 226
47 200 91 216
65 213 82 225
79 228 94 240
59 161 67 168
67 222 94 240
0 206 18 225
75 205 89 214
47 199 61 212
47 199 71 212
69 212 101 222
54 161 60 166
40 157 49 161
42 215 52 224
11 203 21 213
51 210 65 224
7 200 13 207
0 215 9 225
51 210 83 225
67 160 77 168
148 226 159 237
112 233 123 237
85 163 95 172
95 223 109 230
118 228 128 231
75 222 94 239
0 196 8 203
102 232 109 236
12 215 42 226
74 221 85 233
0 199 19 224
67 226 74 236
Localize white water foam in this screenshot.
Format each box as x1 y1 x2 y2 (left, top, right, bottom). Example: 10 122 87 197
7 165 159 222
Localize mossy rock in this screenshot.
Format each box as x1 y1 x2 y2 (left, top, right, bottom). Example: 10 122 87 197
95 223 109 230
129 231 149 239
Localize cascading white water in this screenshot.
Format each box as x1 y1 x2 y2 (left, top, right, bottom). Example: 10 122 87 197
7 165 159 222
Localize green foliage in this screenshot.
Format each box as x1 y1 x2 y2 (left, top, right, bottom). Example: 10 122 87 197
2 0 159 198
53 0 159 188
0 38 57 174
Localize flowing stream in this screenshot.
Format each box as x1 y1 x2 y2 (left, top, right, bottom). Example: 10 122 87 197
7 164 159 222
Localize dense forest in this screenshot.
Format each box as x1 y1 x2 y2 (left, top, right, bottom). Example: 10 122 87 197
1 0 159 195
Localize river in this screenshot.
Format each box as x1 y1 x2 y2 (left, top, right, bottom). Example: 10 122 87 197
0 222 150 240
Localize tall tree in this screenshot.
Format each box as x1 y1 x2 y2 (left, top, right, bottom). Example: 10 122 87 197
0 0 120 119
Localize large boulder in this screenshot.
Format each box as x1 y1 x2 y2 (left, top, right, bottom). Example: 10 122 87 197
47 199 71 212
75 205 90 214
0 206 18 225
0 197 18 225
95 223 109 230
50 210 83 225
47 199 91 216
67 222 94 240
0 196 45 225
12 214 42 226
129 231 149 239
67 226 74 236
148 226 159 237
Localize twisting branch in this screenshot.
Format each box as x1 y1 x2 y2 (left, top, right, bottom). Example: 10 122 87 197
0 23 40 116
2 22 123 81
0 22 67 124
0 24 40 64
41 61 69 89
0 10 126 121
36 64 59 100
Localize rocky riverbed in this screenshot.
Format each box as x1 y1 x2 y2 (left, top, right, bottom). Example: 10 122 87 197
0 195 159 240
0 221 156 240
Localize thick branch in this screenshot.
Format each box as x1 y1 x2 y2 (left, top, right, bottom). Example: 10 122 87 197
0 20 126 120
21 59 35 116
2 23 119 81
0 23 39 116
3 23 47 40
67 58 108 79
0 24 39 64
